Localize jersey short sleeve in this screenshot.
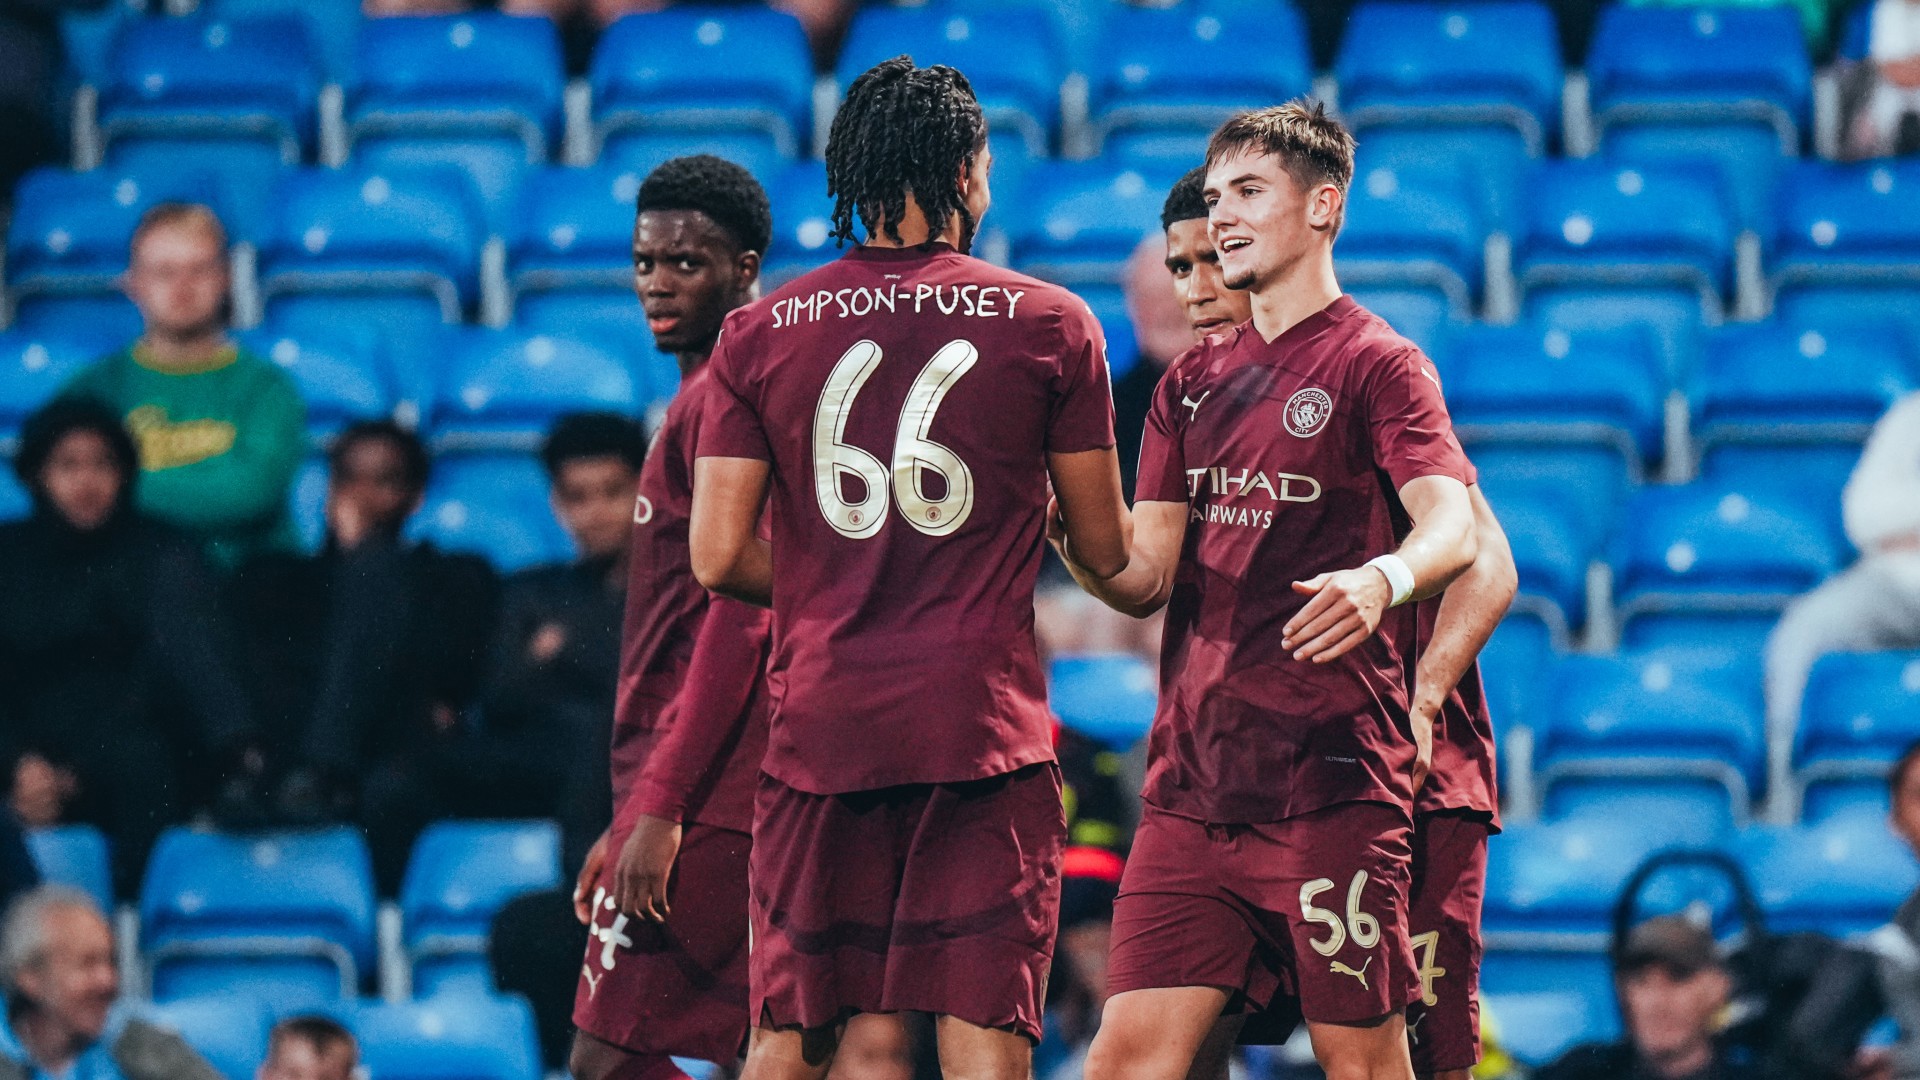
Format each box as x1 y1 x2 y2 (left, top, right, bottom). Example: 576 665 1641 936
1133 357 1195 504
697 321 773 462
1363 346 1475 492
1044 302 1119 455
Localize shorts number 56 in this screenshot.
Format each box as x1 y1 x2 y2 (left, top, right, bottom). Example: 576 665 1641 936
1300 871 1382 957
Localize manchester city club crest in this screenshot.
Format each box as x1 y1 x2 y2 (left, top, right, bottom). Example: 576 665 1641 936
1284 387 1334 438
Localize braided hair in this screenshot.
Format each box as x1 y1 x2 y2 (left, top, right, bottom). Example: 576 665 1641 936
825 55 987 249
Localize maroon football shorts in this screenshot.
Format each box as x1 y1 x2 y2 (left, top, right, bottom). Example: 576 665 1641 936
1405 810 1491 1074
1107 800 1419 1026
748 762 1065 1042
573 822 752 1064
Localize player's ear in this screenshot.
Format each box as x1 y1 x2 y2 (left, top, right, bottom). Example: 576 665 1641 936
1307 183 1343 233
734 248 762 296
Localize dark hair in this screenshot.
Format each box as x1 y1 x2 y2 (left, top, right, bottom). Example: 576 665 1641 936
1206 100 1356 233
541 412 647 479
329 419 429 493
636 155 774 257
1161 166 1209 230
14 397 140 497
269 1015 357 1063
1892 740 1920 799
825 56 987 248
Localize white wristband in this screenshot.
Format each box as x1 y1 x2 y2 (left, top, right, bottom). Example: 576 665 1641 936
1365 554 1415 607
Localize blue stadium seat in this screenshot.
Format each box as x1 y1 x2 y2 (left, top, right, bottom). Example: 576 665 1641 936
1481 987 1610 1066
5 166 223 298
1586 7 1811 152
1087 4 1310 157
409 454 571 572
1473 493 1595 640
1354 127 1531 233
1441 322 1666 473
291 455 329 552
1775 285 1920 344
1599 126 1784 235
1618 614 1775 685
1482 613 1555 731
349 996 541 1080
1612 480 1843 622
1076 284 1140 384
0 329 116 443
62 0 145 88
1483 812 1712 937
98 15 319 164
27 826 113 911
1048 653 1157 750
1475 448 1629 637
1481 951 1618 1046
261 297 444 420
345 13 563 159
590 8 812 160
433 330 640 450
1344 287 1455 353
509 292 679 408
1473 445 1633 539
1338 163 1485 319
140 827 376 1007
7 297 145 351
1796 651 1920 790
1335 1 1561 155
1801 779 1888 826
238 328 392 441
767 161 837 288
1740 815 1917 935
508 165 642 299
353 138 529 237
1541 777 1740 839
1697 443 1857 512
259 167 485 324
401 821 560 998
100 138 283 244
1773 161 1920 298
129 996 272 1080
592 132 785 190
1515 160 1736 315
1522 288 1704 386
203 0 360 80
1007 164 1180 285
837 6 1062 157
1696 322 1917 450
1536 653 1765 818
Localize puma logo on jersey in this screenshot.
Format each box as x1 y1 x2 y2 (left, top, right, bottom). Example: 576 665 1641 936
1182 392 1211 419
1419 364 1441 390
1406 1010 1425 1044
1329 956 1372 989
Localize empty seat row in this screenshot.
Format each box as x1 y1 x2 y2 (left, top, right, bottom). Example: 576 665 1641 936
69 3 1823 167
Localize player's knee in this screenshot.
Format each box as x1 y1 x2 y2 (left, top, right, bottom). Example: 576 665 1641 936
1083 1022 1176 1080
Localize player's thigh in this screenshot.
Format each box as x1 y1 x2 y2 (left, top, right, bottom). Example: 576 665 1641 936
1305 1014 1415 1080
1183 1013 1248 1080
740 1025 840 1080
932 1013 1034 1080
1085 987 1234 1080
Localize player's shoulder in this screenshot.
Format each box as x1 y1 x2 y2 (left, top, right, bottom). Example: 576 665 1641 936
1332 298 1427 380
1163 322 1248 390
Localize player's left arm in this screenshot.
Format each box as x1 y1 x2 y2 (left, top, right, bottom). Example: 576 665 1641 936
1282 475 1477 664
1411 485 1517 722
689 456 773 606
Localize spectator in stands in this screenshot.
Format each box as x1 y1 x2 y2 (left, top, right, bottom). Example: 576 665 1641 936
235 420 498 888
1852 0 1920 156
1765 392 1920 760
473 412 646 873
61 203 305 570
257 1016 358 1080
1536 915 1758 1080
0 399 260 894
0 886 218 1080
1781 739 1920 1079
0 1 108 203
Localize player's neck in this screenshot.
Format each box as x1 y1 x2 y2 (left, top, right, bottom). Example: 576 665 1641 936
676 347 709 378
863 196 964 250
1248 249 1341 344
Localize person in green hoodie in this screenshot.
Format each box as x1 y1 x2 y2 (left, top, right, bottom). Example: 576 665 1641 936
62 203 305 569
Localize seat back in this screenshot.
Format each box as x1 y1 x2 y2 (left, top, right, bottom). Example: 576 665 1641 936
590 7 812 156
347 12 564 155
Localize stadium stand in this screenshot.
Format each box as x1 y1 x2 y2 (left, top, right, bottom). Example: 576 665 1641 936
6 0 1920 1063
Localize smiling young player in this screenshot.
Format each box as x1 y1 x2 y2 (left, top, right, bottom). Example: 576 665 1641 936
1054 103 1480 1080
568 155 776 1080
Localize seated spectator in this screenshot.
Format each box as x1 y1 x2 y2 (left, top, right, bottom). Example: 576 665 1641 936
1781 739 1920 1080
1765 392 1920 757
1536 915 1759 1080
235 420 498 889
1852 0 1920 157
258 1016 358 1080
476 412 646 873
0 886 219 1080
61 203 305 570
0 400 259 894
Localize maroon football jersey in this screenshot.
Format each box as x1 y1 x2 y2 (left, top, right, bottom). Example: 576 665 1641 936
1134 296 1475 824
611 364 770 832
1408 596 1500 828
699 243 1116 795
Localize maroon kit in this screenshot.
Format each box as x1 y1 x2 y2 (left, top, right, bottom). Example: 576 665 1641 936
573 366 773 1063
699 241 1116 1038
1115 296 1476 1025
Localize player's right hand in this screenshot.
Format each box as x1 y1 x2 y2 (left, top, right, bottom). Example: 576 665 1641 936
572 828 610 925
613 813 684 923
